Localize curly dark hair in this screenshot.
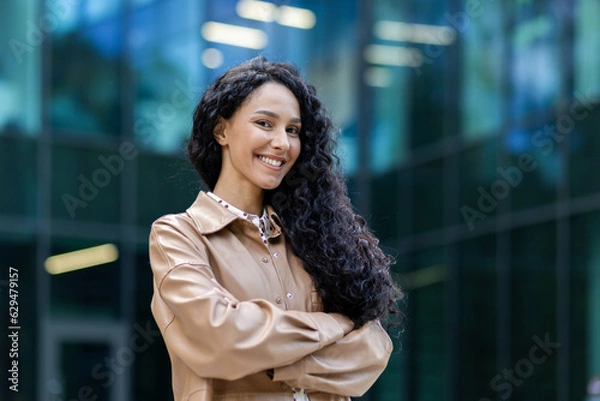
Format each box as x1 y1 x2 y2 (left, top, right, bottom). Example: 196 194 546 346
187 56 402 328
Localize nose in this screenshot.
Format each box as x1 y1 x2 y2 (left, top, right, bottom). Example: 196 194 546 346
270 127 290 151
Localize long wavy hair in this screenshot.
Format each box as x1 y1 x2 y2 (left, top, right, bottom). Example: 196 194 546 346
188 56 402 328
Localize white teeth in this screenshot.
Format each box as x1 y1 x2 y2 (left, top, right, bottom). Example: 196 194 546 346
258 156 283 167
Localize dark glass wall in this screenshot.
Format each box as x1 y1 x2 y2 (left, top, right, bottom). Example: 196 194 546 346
1 1 599 401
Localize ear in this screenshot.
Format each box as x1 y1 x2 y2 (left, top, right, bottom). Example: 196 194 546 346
213 117 228 146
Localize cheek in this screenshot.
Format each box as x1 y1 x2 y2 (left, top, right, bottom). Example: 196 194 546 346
290 139 302 162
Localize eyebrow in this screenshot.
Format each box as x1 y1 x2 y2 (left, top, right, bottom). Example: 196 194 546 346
253 110 302 124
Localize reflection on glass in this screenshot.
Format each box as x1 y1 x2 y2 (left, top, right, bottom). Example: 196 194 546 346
49 238 121 319
505 122 558 212
50 31 122 135
129 0 205 152
575 0 600 98
462 0 503 139
511 8 560 120
85 0 121 23
369 69 410 171
0 2 41 135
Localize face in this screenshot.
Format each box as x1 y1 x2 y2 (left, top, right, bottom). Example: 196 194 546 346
215 82 302 194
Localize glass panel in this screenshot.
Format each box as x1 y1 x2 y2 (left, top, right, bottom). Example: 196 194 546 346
46 0 82 36
51 142 128 223
373 347 408 400
370 170 400 242
136 153 199 226
413 160 443 233
575 0 600 98
510 222 557 400
134 250 173 401
409 247 446 400
0 2 41 135
510 1 561 121
130 0 204 153
461 0 504 139
374 251 411 401
0 136 37 217
459 138 498 231
367 0 411 170
49 237 121 318
367 67 411 170
370 167 412 241
569 110 600 198
408 0 452 149
49 1 122 136
85 0 120 23
58 342 111 401
571 212 600 401
458 234 497 399
504 120 558 212
409 61 447 149
397 168 413 238
132 46 202 152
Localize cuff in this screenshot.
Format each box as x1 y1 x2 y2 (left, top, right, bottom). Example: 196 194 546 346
307 312 353 345
272 357 306 382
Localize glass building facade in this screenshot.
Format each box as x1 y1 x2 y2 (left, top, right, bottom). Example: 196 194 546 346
1 0 599 400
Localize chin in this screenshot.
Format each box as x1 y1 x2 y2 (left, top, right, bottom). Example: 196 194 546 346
260 183 281 190
258 179 284 190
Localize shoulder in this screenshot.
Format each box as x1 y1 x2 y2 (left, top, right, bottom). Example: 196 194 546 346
150 211 200 245
149 211 210 276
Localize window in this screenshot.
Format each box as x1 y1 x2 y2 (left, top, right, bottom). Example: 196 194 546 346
510 222 557 399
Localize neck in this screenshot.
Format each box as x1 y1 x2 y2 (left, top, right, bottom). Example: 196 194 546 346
212 182 264 215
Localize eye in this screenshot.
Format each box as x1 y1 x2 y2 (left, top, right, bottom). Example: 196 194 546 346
255 120 272 128
287 126 301 136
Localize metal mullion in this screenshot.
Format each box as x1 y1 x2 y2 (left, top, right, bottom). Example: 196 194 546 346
37 0 53 399
118 2 137 400
496 0 513 386
443 0 462 395
356 0 372 218
556 0 575 398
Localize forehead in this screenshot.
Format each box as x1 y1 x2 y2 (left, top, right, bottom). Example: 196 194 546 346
241 82 300 111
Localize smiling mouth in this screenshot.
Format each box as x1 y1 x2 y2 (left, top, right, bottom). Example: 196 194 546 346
258 155 283 167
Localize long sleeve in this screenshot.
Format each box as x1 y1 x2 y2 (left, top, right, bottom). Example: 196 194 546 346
149 217 355 382
271 320 393 397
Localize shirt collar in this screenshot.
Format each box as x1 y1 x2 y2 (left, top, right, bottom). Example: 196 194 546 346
206 191 273 238
186 191 282 238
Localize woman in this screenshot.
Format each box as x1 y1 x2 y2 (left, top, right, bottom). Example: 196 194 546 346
149 56 402 401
